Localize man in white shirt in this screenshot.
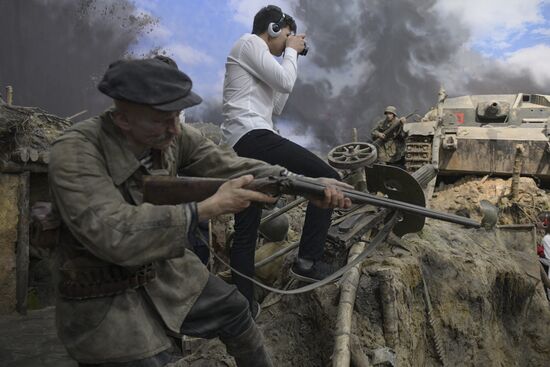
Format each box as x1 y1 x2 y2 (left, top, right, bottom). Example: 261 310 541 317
221 5 342 315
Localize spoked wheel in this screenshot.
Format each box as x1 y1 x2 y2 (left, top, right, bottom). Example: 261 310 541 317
327 142 377 170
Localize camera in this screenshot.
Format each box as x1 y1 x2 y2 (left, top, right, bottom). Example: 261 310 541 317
299 42 309 56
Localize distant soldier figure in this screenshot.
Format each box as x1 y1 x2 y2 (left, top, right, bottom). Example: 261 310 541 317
371 105 407 165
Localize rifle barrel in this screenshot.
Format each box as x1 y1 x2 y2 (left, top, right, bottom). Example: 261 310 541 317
289 177 480 228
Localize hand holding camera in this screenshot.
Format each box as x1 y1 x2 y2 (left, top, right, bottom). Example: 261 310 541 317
287 34 309 56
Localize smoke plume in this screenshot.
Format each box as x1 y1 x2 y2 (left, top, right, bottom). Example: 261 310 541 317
274 0 546 151
0 0 155 119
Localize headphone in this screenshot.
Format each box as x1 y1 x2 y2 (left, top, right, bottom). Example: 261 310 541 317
266 5 286 38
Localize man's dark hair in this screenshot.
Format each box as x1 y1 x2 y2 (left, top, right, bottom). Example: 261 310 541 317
252 5 297 35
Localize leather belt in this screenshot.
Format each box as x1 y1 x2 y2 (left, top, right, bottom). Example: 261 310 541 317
59 263 156 300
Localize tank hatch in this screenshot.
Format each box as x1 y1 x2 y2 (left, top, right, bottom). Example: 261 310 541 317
476 100 510 122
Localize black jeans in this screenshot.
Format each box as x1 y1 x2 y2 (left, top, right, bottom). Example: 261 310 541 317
231 129 340 306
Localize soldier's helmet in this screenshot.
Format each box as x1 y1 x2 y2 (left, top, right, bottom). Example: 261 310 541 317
259 210 290 242
384 106 397 115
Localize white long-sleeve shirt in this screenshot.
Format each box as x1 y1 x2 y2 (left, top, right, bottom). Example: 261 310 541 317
544 233 550 260
543 234 550 279
221 33 298 147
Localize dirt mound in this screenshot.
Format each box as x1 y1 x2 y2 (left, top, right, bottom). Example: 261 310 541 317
431 176 550 225
184 220 549 366
254 221 547 366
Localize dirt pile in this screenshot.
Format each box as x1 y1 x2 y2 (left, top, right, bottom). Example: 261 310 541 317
431 176 550 225
259 221 547 366
184 190 550 367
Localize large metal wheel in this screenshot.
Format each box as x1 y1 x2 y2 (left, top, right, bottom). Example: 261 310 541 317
327 142 377 170
366 164 426 236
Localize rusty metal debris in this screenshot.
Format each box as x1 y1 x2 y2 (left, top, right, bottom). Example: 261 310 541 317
421 272 448 367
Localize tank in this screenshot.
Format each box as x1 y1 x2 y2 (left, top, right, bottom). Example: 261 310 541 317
403 91 550 182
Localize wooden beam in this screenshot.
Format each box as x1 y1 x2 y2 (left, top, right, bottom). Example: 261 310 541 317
0 160 48 174
6 85 13 106
16 171 30 314
332 240 367 367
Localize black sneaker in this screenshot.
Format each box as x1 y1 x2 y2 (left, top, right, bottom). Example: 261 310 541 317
290 258 338 283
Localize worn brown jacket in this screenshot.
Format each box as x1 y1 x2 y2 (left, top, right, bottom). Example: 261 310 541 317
48 110 283 363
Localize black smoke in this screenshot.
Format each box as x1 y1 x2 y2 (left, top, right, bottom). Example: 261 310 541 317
276 0 545 151
0 0 155 119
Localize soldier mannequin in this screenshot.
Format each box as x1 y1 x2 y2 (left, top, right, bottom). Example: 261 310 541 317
48 58 350 367
371 105 407 165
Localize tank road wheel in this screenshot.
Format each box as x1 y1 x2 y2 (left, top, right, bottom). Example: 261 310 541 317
328 142 377 170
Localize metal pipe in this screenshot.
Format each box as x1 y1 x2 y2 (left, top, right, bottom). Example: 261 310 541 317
287 177 481 228
412 164 438 188
339 190 478 227
254 241 300 269
260 197 307 225
496 224 534 229
66 109 88 121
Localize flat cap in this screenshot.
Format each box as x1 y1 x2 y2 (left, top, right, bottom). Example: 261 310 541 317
98 58 202 111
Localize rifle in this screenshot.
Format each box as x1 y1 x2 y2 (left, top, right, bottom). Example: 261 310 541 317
143 175 481 232
373 110 416 147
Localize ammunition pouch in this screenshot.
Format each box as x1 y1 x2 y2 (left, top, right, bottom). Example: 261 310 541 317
31 203 158 300
59 260 156 300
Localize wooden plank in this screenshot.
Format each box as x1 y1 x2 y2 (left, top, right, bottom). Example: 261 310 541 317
0 174 20 314
16 171 30 314
0 160 48 173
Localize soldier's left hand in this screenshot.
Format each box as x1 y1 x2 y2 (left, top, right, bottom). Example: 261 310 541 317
308 178 353 209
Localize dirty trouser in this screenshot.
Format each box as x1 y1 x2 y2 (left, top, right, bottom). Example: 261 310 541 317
231 129 340 307
78 274 268 367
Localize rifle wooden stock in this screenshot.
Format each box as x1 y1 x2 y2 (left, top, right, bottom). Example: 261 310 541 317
142 176 282 205
143 176 226 205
